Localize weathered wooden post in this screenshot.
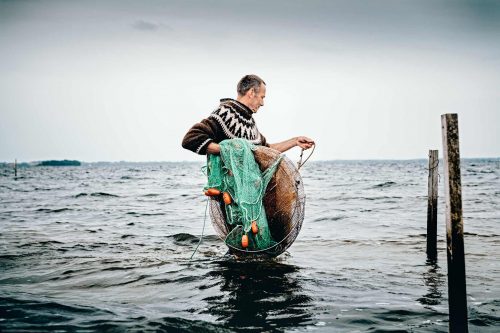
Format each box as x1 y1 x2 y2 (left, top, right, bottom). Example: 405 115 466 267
441 113 468 332
426 150 438 261
14 159 18 178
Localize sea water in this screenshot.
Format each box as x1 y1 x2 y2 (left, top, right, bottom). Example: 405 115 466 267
0 159 498 332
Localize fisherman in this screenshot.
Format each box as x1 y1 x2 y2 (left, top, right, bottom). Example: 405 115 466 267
181 74 315 155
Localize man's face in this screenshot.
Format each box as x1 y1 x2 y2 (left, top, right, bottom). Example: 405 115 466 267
248 84 266 113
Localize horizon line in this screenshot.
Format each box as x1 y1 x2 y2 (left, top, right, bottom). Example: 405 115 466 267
2 156 499 164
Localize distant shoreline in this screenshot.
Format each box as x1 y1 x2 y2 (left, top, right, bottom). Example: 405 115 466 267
0 160 81 167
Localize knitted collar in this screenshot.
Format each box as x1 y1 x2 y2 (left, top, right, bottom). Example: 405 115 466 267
209 98 261 143
219 98 254 118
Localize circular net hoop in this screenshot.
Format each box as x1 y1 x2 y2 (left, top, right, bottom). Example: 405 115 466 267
209 146 305 258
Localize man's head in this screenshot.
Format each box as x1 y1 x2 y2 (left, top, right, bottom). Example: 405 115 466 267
236 74 266 113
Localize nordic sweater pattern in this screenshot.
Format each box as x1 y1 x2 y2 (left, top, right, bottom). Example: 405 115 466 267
182 98 268 155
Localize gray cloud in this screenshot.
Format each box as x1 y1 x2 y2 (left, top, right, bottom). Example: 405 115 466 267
132 20 158 31
132 19 173 32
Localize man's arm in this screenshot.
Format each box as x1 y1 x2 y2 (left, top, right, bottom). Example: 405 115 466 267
206 137 314 155
206 142 221 154
182 118 219 155
269 136 315 153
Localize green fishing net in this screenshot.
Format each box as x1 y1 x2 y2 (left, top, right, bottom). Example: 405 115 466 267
204 138 282 251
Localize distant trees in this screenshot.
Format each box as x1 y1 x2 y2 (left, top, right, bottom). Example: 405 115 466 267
37 160 81 166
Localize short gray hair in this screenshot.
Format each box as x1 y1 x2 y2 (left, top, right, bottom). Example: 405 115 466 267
237 74 266 96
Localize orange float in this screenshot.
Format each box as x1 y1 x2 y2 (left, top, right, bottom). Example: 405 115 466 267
204 188 221 196
222 192 232 205
251 221 258 234
241 235 249 248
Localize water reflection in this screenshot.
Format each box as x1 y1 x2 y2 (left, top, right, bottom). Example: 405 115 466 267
417 259 445 306
202 259 314 332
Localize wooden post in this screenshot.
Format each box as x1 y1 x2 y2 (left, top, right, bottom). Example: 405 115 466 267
441 113 468 332
14 159 17 178
426 150 438 261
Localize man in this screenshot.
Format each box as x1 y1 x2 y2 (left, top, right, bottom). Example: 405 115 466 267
182 74 314 155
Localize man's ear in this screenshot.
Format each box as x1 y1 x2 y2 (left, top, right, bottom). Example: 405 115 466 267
248 88 256 98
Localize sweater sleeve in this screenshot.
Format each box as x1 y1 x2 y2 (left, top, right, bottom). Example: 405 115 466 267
259 132 270 147
182 118 220 155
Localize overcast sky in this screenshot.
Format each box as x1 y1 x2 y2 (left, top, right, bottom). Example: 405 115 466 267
1 0 499 162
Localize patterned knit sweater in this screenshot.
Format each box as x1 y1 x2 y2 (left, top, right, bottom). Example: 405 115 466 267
182 98 269 155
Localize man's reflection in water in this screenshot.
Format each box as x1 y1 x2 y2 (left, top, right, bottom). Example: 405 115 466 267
417 259 445 307
201 259 314 332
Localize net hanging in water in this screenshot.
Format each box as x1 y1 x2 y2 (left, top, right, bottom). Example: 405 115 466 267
205 139 282 251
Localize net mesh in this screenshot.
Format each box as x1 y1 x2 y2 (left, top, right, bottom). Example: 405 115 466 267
205 139 281 251
206 139 306 257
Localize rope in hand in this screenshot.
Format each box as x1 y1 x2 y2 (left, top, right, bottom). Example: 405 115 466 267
297 143 316 170
189 197 209 260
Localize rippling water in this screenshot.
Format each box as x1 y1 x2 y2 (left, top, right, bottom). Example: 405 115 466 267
1 159 499 332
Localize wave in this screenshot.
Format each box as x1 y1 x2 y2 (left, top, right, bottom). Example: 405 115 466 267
169 233 219 246
170 233 200 244
121 234 134 239
75 192 119 198
140 316 236 333
372 181 397 188
314 195 403 202
36 208 72 213
464 232 500 238
92 192 119 197
126 211 165 217
34 187 53 191
469 299 500 327
0 296 122 332
311 216 346 222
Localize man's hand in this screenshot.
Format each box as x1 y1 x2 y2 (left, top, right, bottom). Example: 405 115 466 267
206 142 221 154
297 136 315 150
270 136 315 153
